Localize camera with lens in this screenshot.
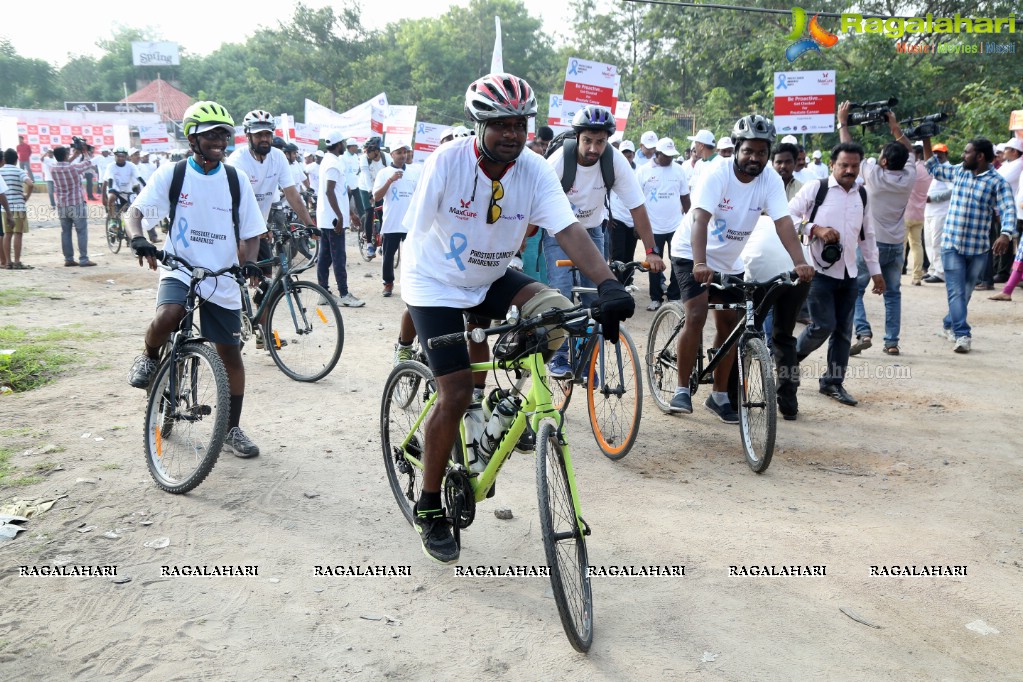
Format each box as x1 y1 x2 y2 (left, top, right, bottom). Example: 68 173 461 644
902 113 948 141
70 135 85 151
820 242 844 265
848 97 898 127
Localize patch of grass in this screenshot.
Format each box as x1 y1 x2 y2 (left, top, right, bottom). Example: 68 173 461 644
99 463 121 470
9 475 42 486
0 447 12 483
0 326 98 393
33 461 59 471
0 427 35 437
0 287 47 307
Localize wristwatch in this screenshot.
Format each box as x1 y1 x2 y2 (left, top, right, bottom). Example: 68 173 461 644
646 245 662 257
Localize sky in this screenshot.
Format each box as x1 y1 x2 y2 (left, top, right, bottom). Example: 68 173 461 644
4 0 575 66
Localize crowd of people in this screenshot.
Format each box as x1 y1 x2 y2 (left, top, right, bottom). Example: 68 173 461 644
3 70 1019 565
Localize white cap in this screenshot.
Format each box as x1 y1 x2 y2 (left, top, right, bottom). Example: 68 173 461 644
812 149 822 159
781 134 798 144
640 130 658 147
322 129 345 146
995 143 1005 153
314 150 324 158
619 140 636 153
345 138 359 147
687 129 715 146
716 137 734 150
391 142 412 152
655 137 680 156
1005 138 1023 153
609 131 623 144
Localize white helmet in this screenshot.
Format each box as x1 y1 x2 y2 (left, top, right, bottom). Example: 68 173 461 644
242 109 275 134
113 146 129 155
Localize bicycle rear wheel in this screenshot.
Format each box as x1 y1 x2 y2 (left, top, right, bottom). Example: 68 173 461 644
738 336 777 473
536 422 593 653
286 222 319 272
586 327 642 460
381 360 434 525
265 281 344 382
646 302 685 413
144 343 229 494
105 217 123 254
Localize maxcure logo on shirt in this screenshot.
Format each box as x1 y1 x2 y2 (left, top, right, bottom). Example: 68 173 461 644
448 199 477 220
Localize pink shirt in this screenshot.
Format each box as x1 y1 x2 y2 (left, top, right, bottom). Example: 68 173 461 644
789 176 881 279
904 160 930 222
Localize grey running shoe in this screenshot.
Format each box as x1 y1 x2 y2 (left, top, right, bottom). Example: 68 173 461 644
127 355 158 388
339 293 365 308
223 427 260 458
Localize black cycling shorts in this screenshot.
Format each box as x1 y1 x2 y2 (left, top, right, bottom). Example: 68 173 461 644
407 269 538 377
671 257 744 305
156 278 242 346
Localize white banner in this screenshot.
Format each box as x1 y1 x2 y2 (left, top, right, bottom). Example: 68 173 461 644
384 105 418 149
305 93 388 142
293 123 320 153
138 124 172 152
547 94 564 127
614 101 631 134
773 70 836 135
131 41 180 67
413 121 446 164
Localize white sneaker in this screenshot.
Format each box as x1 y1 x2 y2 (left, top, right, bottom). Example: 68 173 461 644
937 327 955 342
953 336 971 354
338 293 365 308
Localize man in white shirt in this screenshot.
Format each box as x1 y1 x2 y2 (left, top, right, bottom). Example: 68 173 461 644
372 143 419 297
669 116 814 420
810 150 830 179
358 137 388 258
922 143 952 282
304 151 322 208
716 137 734 159
636 137 691 311
104 147 142 218
125 100 266 458
635 130 658 166
792 145 817 185
542 105 666 378
607 140 641 280
317 130 364 307
399 73 635 564
992 137 1022 283
686 129 718 193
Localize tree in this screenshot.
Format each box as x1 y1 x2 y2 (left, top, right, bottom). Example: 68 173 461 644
0 39 61 108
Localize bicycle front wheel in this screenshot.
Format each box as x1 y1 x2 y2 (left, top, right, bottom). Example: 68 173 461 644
287 222 319 273
144 343 229 494
646 302 685 413
265 282 344 382
536 422 593 653
105 217 123 254
738 336 777 473
381 360 434 525
586 327 642 460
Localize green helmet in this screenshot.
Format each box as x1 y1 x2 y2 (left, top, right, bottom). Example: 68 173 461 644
182 101 235 137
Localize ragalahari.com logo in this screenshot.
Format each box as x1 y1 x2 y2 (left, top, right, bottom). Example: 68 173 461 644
785 7 839 61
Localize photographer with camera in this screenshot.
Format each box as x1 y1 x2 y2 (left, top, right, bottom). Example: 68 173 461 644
791 139 883 407
836 100 916 356
50 142 96 266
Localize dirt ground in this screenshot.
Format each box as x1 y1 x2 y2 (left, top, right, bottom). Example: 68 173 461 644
1 191 1021 680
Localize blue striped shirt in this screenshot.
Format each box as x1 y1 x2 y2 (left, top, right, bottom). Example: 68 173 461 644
926 155 1018 256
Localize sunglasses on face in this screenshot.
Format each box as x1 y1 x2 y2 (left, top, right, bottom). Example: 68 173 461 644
198 130 231 142
487 179 505 224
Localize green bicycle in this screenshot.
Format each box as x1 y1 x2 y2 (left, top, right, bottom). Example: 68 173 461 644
380 304 598 652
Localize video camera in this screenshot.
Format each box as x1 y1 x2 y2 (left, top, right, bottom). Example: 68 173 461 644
900 113 949 141
71 135 86 151
848 97 898 127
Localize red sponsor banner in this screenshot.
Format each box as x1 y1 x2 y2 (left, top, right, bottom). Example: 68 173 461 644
563 81 615 108
774 94 836 117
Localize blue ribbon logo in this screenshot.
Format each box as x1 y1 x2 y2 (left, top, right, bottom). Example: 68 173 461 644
391 186 399 201
174 217 190 249
417 123 425 134
711 218 727 243
776 74 788 89
648 188 658 203
568 59 579 75
445 232 468 271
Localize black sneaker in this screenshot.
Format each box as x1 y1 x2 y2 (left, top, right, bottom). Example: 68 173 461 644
413 506 459 564
704 396 739 424
223 427 260 458
127 355 157 389
669 391 693 414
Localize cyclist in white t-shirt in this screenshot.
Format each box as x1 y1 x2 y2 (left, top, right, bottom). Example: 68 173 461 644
636 137 691 311
542 105 666 378
104 146 143 218
401 73 636 564
125 101 267 458
373 142 419 297
668 115 814 421
358 137 389 257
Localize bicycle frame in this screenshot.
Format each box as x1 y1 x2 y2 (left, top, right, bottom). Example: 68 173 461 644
158 265 219 417
241 237 322 340
395 351 586 533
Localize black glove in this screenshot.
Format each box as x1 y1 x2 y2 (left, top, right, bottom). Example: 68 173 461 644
596 278 635 344
240 261 264 280
130 236 158 260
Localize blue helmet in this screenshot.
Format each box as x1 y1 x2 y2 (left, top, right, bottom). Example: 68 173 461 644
571 105 616 134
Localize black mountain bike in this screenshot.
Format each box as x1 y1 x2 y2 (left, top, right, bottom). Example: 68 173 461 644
143 252 235 494
645 271 798 473
105 190 135 254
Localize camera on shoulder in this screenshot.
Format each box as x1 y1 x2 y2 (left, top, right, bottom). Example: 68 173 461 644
71 136 85 151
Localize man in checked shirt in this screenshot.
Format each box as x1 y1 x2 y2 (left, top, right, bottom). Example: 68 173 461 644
920 135 1017 354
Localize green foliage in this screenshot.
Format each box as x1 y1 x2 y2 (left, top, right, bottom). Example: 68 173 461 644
944 81 1023 155
0 327 84 393
0 39 60 108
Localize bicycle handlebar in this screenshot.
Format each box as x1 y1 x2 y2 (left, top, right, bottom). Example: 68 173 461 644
705 270 800 291
156 250 242 279
555 259 651 271
427 304 594 350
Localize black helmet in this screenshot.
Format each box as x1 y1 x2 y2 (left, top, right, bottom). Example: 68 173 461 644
272 136 286 149
571 105 616 134
364 136 382 151
283 142 299 153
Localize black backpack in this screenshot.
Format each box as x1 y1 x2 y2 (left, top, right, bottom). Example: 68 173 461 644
167 159 242 244
545 131 616 223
